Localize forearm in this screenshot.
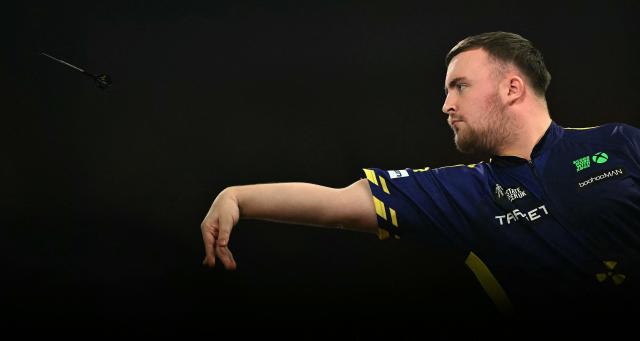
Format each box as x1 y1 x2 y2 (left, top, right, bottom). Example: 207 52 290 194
200 179 377 268
226 182 346 228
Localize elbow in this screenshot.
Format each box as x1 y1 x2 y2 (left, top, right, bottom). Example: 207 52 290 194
333 182 379 234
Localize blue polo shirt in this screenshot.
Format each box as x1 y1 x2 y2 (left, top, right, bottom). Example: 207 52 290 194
362 121 640 316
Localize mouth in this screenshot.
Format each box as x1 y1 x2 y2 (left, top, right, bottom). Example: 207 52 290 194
449 119 463 129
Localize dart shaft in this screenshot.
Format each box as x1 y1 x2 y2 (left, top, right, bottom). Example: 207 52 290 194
41 52 86 73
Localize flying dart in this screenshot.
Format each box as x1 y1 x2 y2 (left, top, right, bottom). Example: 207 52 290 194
41 52 112 89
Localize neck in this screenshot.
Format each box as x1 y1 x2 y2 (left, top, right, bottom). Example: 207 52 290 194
495 110 552 161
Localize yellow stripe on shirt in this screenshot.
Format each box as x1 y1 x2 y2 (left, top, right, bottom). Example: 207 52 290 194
372 195 387 220
465 251 514 316
363 168 379 186
565 126 599 130
379 176 390 194
377 228 390 240
389 208 398 227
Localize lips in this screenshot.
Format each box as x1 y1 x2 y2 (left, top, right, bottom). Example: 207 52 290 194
449 119 463 128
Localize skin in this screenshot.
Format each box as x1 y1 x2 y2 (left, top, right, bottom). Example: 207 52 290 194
442 48 551 158
200 181 378 269
201 47 553 269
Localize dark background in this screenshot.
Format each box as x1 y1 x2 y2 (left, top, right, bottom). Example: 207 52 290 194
4 0 640 336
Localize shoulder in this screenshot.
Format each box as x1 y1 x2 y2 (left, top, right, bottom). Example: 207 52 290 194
562 122 640 142
364 162 491 189
426 161 491 178
410 162 493 190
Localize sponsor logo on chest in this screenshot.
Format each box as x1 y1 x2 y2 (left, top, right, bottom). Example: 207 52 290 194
492 183 550 226
577 168 625 189
572 151 608 172
494 184 528 202
494 205 549 226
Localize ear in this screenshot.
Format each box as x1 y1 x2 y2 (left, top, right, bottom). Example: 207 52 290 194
504 75 526 104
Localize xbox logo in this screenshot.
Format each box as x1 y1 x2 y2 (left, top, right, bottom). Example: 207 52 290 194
592 152 609 164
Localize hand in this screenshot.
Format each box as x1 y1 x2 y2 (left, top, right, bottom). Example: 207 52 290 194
201 188 240 269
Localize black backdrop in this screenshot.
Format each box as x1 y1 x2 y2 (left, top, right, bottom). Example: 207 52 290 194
4 0 640 336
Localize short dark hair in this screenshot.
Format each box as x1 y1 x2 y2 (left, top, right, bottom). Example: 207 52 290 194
445 32 551 97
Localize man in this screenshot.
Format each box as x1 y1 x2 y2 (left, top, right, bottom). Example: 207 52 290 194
200 32 640 317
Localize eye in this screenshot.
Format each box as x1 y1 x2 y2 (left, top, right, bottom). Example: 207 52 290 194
456 83 467 91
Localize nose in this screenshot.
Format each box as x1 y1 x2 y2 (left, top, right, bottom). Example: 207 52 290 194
442 93 456 115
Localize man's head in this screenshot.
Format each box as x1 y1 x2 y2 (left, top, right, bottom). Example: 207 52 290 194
442 32 551 154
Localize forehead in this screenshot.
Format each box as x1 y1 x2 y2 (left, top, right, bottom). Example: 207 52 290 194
445 48 495 82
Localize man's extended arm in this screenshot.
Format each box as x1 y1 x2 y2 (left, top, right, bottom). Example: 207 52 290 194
200 179 378 269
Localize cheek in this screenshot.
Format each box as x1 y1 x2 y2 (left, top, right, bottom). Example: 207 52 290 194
462 97 484 119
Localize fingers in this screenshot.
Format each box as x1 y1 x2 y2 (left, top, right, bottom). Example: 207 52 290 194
215 245 237 270
216 213 234 247
201 190 239 269
201 220 217 268
214 212 236 269
201 214 236 269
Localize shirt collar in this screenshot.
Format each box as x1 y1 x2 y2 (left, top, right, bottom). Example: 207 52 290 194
489 121 563 167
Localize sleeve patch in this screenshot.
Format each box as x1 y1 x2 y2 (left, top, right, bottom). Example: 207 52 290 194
387 169 409 179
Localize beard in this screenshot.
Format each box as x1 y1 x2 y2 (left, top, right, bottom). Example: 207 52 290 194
453 93 514 155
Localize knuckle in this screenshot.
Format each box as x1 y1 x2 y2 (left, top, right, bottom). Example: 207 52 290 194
201 219 217 230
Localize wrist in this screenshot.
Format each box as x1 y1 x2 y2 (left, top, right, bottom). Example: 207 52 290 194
222 186 240 202
222 186 242 213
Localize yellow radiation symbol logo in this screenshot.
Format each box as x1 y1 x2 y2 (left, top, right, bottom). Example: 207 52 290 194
596 260 626 285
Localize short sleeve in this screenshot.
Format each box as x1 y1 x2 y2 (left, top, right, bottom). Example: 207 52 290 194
361 167 471 251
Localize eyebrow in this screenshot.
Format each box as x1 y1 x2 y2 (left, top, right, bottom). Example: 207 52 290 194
444 77 467 95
